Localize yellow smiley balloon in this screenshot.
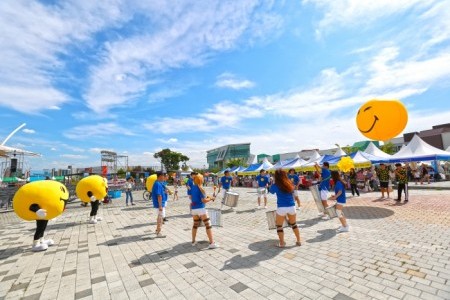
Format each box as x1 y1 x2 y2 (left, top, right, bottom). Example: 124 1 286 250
356 99 408 141
146 174 157 191
76 175 108 203
13 181 69 221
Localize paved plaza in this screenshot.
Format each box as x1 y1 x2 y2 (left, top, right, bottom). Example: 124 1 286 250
0 186 449 300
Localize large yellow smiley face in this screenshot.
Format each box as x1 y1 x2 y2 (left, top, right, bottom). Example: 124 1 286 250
13 181 69 221
356 99 408 141
76 175 108 203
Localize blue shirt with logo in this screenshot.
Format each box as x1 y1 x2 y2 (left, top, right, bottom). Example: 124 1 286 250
220 176 232 190
190 185 206 209
269 184 295 208
320 168 331 191
334 180 346 204
288 174 299 186
256 174 269 188
152 181 166 208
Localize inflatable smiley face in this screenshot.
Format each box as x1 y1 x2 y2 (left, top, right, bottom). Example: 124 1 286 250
356 99 408 141
13 180 69 221
146 174 157 191
76 175 107 203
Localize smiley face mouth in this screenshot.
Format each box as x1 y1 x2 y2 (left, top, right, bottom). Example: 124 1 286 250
359 115 379 133
60 197 69 208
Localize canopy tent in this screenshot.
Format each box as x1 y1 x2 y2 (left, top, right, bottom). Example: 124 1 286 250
239 157 273 175
446 146 450 152
281 157 307 171
388 135 450 162
217 165 246 176
364 142 391 158
269 155 300 171
333 148 347 157
300 154 336 171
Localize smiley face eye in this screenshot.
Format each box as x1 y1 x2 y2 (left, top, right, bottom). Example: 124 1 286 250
60 186 66 193
364 106 372 112
357 109 361 115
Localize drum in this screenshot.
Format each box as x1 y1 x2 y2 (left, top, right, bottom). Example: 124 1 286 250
199 208 222 227
266 210 288 230
325 204 338 218
223 191 239 207
309 184 325 213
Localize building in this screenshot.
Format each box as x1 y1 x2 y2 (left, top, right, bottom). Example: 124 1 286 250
206 143 251 170
403 123 450 150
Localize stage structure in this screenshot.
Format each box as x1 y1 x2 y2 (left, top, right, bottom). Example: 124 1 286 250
100 150 128 175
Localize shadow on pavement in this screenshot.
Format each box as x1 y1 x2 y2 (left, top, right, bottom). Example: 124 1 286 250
0 246 28 260
235 208 256 214
121 206 150 211
297 217 321 229
220 239 284 270
345 206 394 219
305 229 336 243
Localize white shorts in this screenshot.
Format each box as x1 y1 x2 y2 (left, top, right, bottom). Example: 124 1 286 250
257 187 267 196
155 208 166 218
276 206 296 216
191 208 207 216
320 190 329 201
293 190 299 197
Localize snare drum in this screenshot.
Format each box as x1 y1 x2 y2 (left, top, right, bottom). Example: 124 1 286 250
325 204 338 218
223 191 239 207
266 210 288 230
199 208 222 227
309 184 325 213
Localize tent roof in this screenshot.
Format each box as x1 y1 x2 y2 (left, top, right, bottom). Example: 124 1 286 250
364 142 391 158
333 148 347 157
0 145 41 157
282 157 307 169
389 135 450 162
305 150 321 163
240 157 273 174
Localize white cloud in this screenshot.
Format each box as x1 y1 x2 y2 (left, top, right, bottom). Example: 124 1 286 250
22 129 35 134
84 1 282 112
215 73 255 90
157 138 178 144
64 122 135 140
51 147 57 151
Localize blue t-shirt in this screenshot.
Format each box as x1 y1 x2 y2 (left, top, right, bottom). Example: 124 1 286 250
162 181 168 202
334 181 346 204
256 174 269 188
152 181 166 208
269 184 295 208
220 176 232 190
288 174 299 186
186 178 194 195
190 185 206 209
320 168 331 191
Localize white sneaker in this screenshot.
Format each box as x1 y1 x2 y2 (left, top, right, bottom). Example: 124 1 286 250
32 243 48 252
257 205 261 209
89 219 97 224
96 216 102 221
192 241 197 246
337 226 349 232
318 212 325 217
41 239 54 246
264 206 268 209
321 215 330 220
208 242 219 249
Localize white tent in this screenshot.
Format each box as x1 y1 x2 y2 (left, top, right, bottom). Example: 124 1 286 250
364 142 391 158
282 157 307 170
446 146 450 152
305 150 321 163
0 144 40 157
240 157 273 175
333 148 347 157
389 135 450 162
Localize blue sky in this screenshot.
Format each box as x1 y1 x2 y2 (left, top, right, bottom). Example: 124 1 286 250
1 0 450 170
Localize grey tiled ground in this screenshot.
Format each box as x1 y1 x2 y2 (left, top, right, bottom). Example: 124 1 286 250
0 186 449 299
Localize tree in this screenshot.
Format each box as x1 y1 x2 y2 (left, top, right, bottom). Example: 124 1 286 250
226 158 248 168
117 168 126 178
341 145 359 154
381 142 396 154
154 148 189 172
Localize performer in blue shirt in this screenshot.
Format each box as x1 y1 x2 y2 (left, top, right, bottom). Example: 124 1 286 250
152 172 168 238
314 162 331 220
269 169 301 247
190 174 219 249
329 171 349 232
186 172 197 200
288 169 302 210
218 170 233 199
255 169 270 209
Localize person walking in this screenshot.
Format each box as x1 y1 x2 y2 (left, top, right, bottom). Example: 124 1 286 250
329 171 349 232
376 163 390 199
394 163 409 203
255 169 270 209
314 162 331 219
287 168 302 210
269 169 301 248
190 174 219 249
125 177 135 206
349 168 360 197
152 172 167 238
